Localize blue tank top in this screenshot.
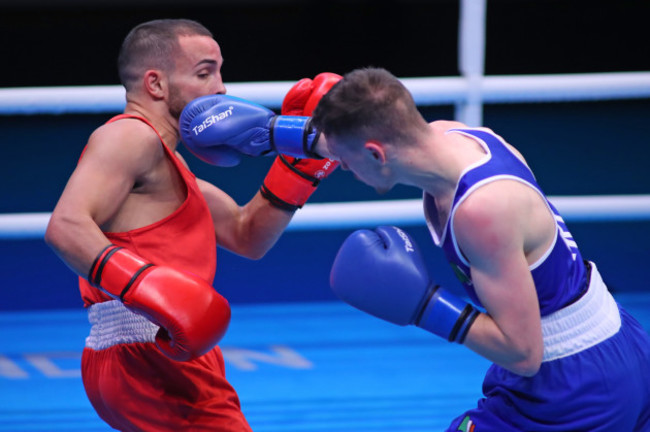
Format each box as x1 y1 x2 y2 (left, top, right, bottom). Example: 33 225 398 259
423 128 588 316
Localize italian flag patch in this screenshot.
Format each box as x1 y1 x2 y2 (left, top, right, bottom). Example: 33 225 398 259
458 415 475 432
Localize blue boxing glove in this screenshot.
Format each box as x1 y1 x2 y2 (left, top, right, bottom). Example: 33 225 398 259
179 94 321 167
330 226 480 344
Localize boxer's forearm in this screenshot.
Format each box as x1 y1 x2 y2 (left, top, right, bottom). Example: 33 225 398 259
44 212 111 278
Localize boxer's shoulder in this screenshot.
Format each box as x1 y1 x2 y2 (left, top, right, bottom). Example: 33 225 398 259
430 120 467 132
84 117 165 167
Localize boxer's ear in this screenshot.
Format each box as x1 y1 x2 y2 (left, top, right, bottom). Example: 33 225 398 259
365 141 386 164
143 69 166 99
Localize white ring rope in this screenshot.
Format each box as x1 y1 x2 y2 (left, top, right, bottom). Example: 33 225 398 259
2 195 649 239
2 72 649 239
1 72 650 115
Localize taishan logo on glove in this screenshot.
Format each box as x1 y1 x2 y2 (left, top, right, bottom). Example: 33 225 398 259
393 227 415 253
192 106 234 135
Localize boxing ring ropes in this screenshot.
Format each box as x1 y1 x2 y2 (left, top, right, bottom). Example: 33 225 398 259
2 70 650 238
1 0 650 237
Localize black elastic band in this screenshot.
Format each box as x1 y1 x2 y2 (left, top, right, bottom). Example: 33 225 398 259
268 116 279 152
448 305 478 343
88 244 114 282
456 309 480 344
302 118 324 159
414 285 440 327
280 153 320 186
92 245 122 287
120 263 154 301
259 185 299 212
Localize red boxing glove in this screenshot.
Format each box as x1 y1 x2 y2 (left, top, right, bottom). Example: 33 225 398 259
89 245 231 361
282 72 343 116
261 72 342 211
261 155 338 211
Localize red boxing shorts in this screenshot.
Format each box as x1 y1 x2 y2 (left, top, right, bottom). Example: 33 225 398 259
82 301 252 432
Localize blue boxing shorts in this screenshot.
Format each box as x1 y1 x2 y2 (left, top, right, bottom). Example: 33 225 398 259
447 263 650 432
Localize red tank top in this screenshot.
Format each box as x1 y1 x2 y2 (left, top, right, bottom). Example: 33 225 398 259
79 114 217 306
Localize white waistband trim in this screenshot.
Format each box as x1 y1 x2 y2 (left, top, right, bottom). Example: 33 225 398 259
85 301 159 350
541 262 621 362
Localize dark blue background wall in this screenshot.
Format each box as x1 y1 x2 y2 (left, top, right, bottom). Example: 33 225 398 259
1 0 649 310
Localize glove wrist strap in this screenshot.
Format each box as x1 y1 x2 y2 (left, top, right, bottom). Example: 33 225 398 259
270 116 322 159
416 285 480 344
260 155 319 211
88 246 154 301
